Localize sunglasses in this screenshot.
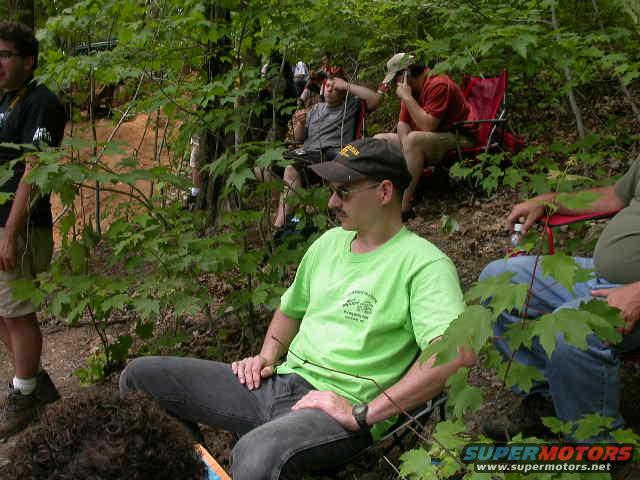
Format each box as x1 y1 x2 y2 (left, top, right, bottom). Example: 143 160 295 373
328 182 380 201
0 50 21 61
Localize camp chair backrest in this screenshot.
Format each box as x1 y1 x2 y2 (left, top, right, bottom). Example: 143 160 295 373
461 70 508 148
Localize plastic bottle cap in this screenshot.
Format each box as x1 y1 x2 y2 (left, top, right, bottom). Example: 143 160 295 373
514 223 523 232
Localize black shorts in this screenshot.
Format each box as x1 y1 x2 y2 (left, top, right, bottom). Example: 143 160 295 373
278 148 339 186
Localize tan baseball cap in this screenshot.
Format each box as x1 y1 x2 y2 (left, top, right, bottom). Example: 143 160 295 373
382 53 416 84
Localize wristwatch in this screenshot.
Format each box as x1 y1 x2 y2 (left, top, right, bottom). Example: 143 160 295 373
352 403 370 431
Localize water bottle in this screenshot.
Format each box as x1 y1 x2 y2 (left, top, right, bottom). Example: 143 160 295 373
511 223 523 246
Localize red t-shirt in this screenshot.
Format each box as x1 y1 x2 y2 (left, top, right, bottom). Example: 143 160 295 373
399 71 477 139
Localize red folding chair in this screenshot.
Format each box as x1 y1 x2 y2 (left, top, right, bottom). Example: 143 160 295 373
541 210 622 255
423 70 524 177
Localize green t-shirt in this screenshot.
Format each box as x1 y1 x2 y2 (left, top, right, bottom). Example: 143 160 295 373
277 227 465 439
594 159 640 284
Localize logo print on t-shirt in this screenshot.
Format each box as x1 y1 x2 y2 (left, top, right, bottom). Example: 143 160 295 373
342 289 377 323
32 127 53 147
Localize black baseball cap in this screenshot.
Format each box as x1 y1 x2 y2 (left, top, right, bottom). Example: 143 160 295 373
310 138 411 191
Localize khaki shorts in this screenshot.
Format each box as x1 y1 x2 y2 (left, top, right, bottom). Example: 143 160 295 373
0 227 53 318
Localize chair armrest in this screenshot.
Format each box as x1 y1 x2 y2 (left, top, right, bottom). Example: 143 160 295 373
452 119 507 127
542 210 621 227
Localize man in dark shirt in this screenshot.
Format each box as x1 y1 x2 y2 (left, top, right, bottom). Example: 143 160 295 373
479 158 640 440
0 21 66 439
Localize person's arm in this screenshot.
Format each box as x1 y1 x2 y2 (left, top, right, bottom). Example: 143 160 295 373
291 344 475 431
231 308 300 390
0 162 33 271
395 83 440 132
330 77 380 111
292 109 307 143
507 185 626 234
397 121 411 146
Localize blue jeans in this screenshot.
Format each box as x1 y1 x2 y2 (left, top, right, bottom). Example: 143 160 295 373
480 256 640 433
119 356 371 480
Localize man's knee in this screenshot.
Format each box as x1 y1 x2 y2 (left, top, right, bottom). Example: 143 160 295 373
402 130 436 150
232 430 286 480
119 357 156 395
479 258 511 281
373 132 400 146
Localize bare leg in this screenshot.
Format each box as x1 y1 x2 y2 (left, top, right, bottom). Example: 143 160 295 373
373 132 401 146
401 131 469 212
4 313 41 379
274 165 302 228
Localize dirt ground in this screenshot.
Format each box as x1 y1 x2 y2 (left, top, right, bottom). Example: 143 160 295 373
0 117 638 478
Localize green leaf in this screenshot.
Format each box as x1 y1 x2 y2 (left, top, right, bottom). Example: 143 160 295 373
432 419 469 451
501 361 545 392
132 297 160 320
422 305 493 367
541 253 594 293
530 309 598 356
441 215 460 234
108 334 133 363
135 321 154 340
466 272 529 317
572 414 614 441
446 368 484 417
555 191 601 211
399 448 436 479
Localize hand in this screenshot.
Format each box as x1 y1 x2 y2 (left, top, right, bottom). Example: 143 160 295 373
291 390 360 431
592 282 640 334
395 82 412 102
0 231 17 271
231 355 275 390
329 77 349 91
506 199 546 234
457 345 477 368
293 109 307 123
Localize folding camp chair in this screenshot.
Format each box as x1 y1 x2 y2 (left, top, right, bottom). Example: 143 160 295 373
540 209 622 255
196 443 232 480
377 392 448 450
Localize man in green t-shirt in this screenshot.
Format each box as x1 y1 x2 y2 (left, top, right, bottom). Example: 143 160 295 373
120 138 474 480
479 157 640 441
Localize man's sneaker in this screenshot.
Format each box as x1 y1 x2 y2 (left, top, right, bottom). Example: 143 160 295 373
0 386 39 440
482 394 556 441
0 371 60 440
34 370 61 404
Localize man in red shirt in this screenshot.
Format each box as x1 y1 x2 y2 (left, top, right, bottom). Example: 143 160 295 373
375 53 477 216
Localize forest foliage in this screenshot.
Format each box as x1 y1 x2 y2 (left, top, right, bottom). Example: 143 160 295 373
5 0 640 478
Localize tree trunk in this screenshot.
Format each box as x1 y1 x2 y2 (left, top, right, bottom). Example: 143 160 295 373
550 4 586 139
194 3 232 224
9 0 35 30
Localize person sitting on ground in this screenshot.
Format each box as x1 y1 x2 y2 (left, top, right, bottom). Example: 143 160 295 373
273 69 379 231
374 53 477 219
120 137 475 480
7 389 204 480
479 156 640 441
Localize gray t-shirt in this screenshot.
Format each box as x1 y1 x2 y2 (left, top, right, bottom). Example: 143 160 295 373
593 159 640 284
303 95 361 152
